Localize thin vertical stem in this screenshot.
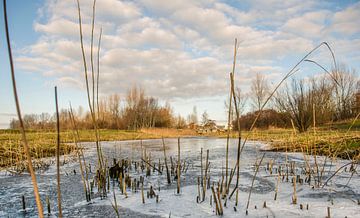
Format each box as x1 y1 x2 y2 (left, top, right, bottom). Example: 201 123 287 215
246 153 265 213
225 39 237 192
69 105 90 201
96 27 102 118
76 0 103 169
3 0 44 216
313 104 320 186
200 148 203 187
177 138 181 194
162 138 171 184
90 0 97 114
55 87 62 217
202 149 209 201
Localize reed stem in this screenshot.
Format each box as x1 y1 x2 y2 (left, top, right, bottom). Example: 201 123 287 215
3 0 44 216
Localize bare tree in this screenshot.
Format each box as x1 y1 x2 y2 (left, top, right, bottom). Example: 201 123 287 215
174 114 187 129
225 87 248 120
187 106 198 124
275 79 313 132
108 94 121 128
250 73 269 111
355 81 360 114
123 85 173 129
309 76 334 124
331 65 359 120
201 111 209 125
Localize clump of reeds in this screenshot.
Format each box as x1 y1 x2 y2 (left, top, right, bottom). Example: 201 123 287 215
76 0 108 200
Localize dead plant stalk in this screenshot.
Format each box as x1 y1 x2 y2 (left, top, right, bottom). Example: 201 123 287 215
3 0 44 216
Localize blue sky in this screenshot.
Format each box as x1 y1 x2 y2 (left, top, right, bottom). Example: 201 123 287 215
1 0 360 128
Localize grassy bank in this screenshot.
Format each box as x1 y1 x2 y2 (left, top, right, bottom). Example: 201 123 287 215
0 128 198 169
1 124 359 169
226 128 359 160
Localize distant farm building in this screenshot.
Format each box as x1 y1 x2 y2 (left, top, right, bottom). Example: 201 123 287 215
196 120 228 134
187 122 199 130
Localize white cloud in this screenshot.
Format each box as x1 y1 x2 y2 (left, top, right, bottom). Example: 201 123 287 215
282 11 330 38
330 2 360 36
15 0 360 104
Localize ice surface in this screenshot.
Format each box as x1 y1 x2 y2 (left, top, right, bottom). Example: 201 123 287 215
0 137 359 217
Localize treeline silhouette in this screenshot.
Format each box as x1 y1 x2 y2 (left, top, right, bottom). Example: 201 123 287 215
10 86 187 130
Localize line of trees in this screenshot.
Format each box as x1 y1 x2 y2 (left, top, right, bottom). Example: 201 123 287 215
234 65 359 132
10 86 187 130
9 67 359 133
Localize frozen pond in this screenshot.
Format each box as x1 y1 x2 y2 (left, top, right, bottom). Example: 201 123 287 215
0 137 359 217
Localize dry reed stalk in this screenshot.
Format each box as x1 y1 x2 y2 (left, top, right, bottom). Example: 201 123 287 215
237 42 337 163
246 153 265 214
162 138 171 184
322 161 358 188
216 186 224 214
177 138 181 194
223 40 241 198
71 131 89 201
123 175 128 198
312 104 320 187
225 39 237 192
96 27 102 119
274 171 280 200
227 168 235 192
327 206 331 218
202 149 209 201
55 87 63 217
141 158 162 174
69 104 91 201
235 188 239 206
229 72 242 199
22 195 26 211
292 176 297 204
76 0 103 170
201 148 203 187
220 174 225 197
119 173 123 194
3 1 44 215
197 177 201 201
319 154 328 186
90 0 97 113
46 195 51 215
111 187 120 218
141 182 145 204
211 186 221 215
291 118 311 174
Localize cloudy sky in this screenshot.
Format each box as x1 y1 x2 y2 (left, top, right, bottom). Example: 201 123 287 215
1 0 360 128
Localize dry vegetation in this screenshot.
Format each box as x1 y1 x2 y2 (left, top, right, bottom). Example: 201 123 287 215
1 0 360 217
0 128 199 170
233 128 360 159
